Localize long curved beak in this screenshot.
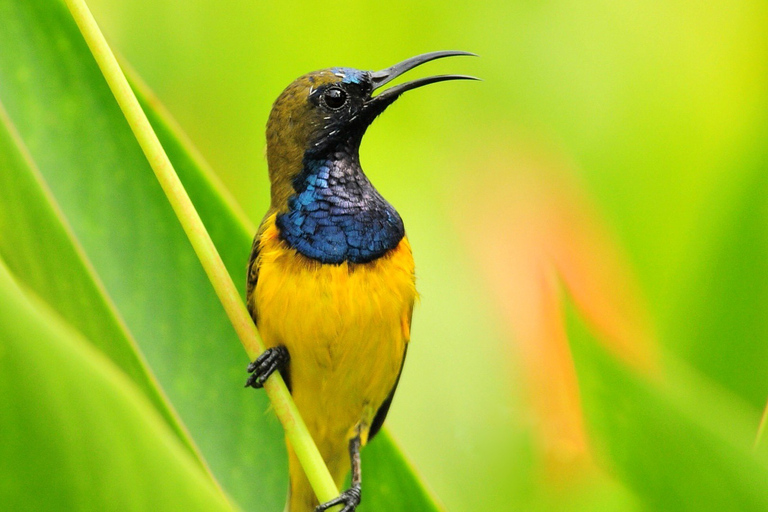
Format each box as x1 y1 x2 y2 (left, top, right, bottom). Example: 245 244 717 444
363 51 479 118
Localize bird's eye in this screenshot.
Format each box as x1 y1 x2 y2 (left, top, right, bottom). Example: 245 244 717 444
323 87 347 109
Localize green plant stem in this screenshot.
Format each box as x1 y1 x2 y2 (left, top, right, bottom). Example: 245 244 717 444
63 0 339 505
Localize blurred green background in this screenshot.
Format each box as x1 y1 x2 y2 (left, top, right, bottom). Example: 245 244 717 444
4 0 768 510
86 0 768 509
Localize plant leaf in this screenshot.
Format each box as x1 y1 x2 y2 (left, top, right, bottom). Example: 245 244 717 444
0 97 205 464
566 299 768 510
663 151 768 409
0 259 234 511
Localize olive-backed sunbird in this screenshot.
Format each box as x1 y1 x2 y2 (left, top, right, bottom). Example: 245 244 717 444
245 51 477 512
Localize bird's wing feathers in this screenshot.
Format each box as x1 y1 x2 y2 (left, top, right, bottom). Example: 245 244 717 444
368 345 407 442
248 212 297 391
247 211 277 326
368 297 414 442
246 234 261 326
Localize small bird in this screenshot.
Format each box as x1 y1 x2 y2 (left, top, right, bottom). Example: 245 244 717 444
245 51 476 512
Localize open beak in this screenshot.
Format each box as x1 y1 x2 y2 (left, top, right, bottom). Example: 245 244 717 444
363 50 479 118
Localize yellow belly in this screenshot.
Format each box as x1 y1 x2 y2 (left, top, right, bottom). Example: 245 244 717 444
252 213 416 449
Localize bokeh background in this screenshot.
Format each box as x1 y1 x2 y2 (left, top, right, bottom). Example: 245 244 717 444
81 0 768 510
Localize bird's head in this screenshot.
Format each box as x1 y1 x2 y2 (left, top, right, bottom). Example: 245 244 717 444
265 51 477 209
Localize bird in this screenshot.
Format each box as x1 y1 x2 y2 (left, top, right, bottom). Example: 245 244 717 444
244 51 477 512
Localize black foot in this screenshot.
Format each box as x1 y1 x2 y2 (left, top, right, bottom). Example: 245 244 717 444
315 486 361 512
245 346 289 388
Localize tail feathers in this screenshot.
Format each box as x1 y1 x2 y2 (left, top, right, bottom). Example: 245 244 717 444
285 440 349 512
285 466 318 512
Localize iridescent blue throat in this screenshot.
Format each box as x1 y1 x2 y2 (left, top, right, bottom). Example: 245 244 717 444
276 153 405 264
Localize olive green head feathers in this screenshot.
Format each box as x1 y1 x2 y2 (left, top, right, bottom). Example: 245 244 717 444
265 51 478 211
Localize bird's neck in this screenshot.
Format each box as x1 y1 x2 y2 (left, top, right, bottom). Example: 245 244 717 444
275 146 404 264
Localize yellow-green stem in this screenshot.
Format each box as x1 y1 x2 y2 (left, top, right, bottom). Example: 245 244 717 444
63 0 339 505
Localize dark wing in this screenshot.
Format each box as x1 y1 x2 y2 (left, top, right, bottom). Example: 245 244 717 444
246 232 261 325
246 212 276 326
368 297 414 442
246 215 293 391
368 345 407 442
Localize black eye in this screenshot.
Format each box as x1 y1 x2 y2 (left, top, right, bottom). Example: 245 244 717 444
323 87 347 109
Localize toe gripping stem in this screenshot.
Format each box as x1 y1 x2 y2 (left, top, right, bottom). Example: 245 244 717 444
245 345 289 388
315 433 362 512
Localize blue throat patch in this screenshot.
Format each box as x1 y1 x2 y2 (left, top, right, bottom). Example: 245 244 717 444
276 153 405 264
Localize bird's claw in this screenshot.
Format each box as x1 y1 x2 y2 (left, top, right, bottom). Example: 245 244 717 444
245 346 289 388
315 485 361 512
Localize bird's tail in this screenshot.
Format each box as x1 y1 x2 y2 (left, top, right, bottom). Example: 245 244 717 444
284 437 349 512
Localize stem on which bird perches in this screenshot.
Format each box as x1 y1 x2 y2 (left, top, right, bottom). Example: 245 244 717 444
62 0 340 506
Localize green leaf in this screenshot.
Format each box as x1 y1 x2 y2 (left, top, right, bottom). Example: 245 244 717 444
0 0 443 509
664 144 768 409
362 431 444 511
567 301 768 510
0 97 201 463
0 259 234 511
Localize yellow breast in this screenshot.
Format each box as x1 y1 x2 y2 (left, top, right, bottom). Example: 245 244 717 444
250 213 416 443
